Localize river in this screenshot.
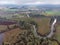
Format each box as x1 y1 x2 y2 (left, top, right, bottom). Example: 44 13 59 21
0 33 5 45
32 18 57 39
0 18 57 45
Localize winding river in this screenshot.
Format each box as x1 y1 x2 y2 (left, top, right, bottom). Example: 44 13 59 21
32 18 57 39
0 17 57 45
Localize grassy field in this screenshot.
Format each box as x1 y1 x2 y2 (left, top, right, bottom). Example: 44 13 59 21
4 28 27 44
45 11 60 16
33 17 51 35
0 25 7 32
11 17 51 35
56 23 60 42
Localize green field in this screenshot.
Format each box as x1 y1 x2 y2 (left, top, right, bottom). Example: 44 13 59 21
56 24 60 42
46 11 60 16
29 17 51 35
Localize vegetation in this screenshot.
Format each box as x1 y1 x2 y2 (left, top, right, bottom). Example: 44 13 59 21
32 17 50 35
45 11 60 16
3 18 60 45
56 24 60 43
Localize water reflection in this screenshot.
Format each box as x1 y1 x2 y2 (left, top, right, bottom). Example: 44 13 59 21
0 33 4 45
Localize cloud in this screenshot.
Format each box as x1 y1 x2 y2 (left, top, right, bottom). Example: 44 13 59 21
25 2 46 5
0 0 60 5
0 0 17 4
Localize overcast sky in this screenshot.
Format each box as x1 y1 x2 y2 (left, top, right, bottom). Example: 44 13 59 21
0 0 60 5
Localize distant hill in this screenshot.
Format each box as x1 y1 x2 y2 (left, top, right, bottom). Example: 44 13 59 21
0 4 60 9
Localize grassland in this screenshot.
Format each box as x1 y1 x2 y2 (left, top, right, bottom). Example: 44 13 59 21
45 11 60 16
4 28 27 44
32 17 51 35
56 23 60 42
0 25 7 32
18 17 51 35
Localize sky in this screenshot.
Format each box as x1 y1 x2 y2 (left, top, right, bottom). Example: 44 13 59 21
0 0 60 5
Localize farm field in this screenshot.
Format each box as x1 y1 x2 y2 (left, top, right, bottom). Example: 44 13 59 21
46 11 60 16
3 28 27 44
33 17 51 35
56 22 60 42
0 25 7 33
1 18 30 44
